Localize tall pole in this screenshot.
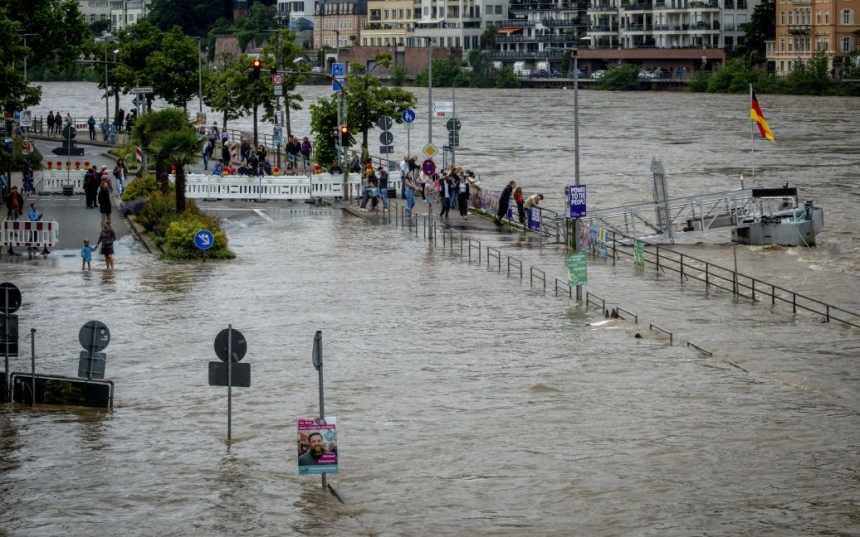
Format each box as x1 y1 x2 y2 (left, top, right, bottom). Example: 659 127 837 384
198 38 203 114
22 34 36 83
451 87 455 166
104 35 110 129
573 48 582 301
427 39 433 147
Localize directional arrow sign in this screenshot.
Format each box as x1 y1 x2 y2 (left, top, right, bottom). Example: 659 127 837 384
194 230 215 250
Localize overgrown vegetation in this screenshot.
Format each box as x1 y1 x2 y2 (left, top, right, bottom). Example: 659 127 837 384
598 64 641 91
123 174 235 260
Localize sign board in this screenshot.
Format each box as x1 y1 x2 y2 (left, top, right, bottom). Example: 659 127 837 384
528 206 542 232
0 282 22 314
0 314 18 357
214 327 247 362
274 86 283 97
273 127 282 145
195 112 206 126
378 116 393 131
194 230 215 250
78 351 107 380
79 321 110 351
446 118 461 131
447 132 460 147
567 253 588 286
567 185 587 218
433 101 453 113
422 159 436 176
298 417 338 475
423 144 438 158
379 145 394 154
10 373 113 408
443 146 451 170
331 63 345 77
208 361 251 387
379 131 394 145
20 111 32 128
131 86 154 94
272 73 284 86
332 79 344 92
402 109 416 123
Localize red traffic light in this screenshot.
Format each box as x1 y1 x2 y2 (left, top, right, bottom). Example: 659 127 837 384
252 59 262 69
340 125 349 135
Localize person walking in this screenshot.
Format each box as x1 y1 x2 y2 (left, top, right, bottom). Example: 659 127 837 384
84 166 98 209
400 155 408 199
80 238 96 271
439 174 453 220
95 221 117 271
113 159 128 195
97 180 112 223
46 112 55 136
100 118 109 142
457 172 470 220
87 115 96 141
301 137 313 171
513 186 525 224
495 180 516 225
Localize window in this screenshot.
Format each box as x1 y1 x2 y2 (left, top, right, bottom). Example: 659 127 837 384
780 60 784 72
788 11 793 24
496 5 502 14
781 11 785 25
780 37 785 51
843 36 852 52
384 9 388 19
817 10 821 23
788 39 793 51
841 9 852 24
725 36 734 46
825 10 829 23
476 6 480 16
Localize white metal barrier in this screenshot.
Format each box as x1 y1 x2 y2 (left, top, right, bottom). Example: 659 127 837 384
179 173 364 200
1 220 59 249
41 169 87 194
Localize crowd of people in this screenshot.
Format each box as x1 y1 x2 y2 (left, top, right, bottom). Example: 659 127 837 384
43 111 136 141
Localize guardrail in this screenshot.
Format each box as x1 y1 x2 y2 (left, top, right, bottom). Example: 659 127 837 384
181 173 363 201
577 224 860 329
649 322 673 344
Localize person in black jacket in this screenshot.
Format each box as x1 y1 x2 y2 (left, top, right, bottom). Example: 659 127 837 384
457 174 470 220
495 180 516 225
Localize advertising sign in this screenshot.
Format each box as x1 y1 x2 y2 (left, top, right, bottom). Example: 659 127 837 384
297 417 338 475
567 185 587 218
567 253 588 286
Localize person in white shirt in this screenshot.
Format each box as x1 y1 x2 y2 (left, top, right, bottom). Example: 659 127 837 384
524 193 544 223
400 155 408 199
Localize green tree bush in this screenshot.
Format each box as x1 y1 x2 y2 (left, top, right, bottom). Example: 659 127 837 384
598 64 640 91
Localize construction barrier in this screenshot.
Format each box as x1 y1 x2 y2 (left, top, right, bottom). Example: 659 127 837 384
1 220 59 251
179 173 364 200
41 169 87 194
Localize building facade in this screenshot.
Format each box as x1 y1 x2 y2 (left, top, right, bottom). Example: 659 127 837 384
313 0 369 49
78 0 111 25
768 0 859 76
108 0 150 31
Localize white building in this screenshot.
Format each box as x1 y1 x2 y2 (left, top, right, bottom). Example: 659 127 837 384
109 0 150 31
78 0 112 26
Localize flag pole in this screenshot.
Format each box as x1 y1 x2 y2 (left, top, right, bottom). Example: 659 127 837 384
750 84 755 186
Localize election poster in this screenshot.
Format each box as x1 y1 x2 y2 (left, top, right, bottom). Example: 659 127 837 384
297 417 338 475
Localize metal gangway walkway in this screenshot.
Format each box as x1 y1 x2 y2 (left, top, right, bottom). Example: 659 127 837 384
588 189 756 243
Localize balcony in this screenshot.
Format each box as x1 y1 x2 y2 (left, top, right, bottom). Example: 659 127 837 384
788 24 812 34
588 24 615 31
625 23 652 31
511 1 589 12
621 2 653 10
536 34 583 42
588 4 618 12
689 0 719 9
496 19 536 27
542 18 586 27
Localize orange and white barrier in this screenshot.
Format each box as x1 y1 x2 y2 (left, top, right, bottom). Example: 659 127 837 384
1 221 59 250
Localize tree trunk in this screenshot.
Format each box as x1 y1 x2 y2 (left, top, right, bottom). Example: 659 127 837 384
175 164 186 214
156 162 168 194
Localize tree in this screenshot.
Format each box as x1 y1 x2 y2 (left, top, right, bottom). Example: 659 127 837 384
344 53 417 151
259 29 307 138
151 129 203 214
481 27 499 49
112 21 164 109
202 63 246 129
308 95 343 167
742 0 775 63
146 26 201 109
495 66 521 88
598 63 640 91
132 109 192 195
148 0 232 37
2 0 90 112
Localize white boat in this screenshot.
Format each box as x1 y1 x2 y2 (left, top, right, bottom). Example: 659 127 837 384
731 187 823 247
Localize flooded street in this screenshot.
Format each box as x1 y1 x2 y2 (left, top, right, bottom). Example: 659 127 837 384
1 84 859 535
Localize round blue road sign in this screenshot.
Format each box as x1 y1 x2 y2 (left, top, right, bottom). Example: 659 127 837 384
194 230 215 250
402 109 416 123
422 159 436 176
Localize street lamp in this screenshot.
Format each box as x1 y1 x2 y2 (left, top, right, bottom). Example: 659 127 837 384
21 34 36 83
191 36 204 115
101 32 114 131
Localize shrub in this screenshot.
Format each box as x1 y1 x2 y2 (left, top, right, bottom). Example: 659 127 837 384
163 212 234 260
136 191 177 235
122 173 172 201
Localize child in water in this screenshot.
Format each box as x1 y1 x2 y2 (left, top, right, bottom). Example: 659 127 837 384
80 238 96 271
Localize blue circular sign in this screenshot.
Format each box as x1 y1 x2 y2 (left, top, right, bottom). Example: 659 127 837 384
422 159 436 176
194 230 215 251
402 109 416 124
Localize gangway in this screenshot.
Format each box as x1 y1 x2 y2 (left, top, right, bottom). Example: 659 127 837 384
587 189 756 243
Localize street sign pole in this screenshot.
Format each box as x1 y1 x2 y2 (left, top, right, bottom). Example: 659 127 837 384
451 88 456 166
227 323 233 443
312 330 326 490
4 286 8 403
29 328 35 407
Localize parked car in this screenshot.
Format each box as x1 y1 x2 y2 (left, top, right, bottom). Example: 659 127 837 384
568 69 588 79
591 69 607 79
638 69 658 80
311 66 322 73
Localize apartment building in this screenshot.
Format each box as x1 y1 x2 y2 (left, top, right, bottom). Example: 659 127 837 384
108 0 150 31
313 0 369 49
768 0 859 76
78 0 112 25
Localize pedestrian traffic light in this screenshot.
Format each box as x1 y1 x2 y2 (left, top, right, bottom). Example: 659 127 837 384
251 58 262 80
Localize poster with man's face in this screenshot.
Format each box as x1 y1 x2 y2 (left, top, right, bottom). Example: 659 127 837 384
297 417 338 475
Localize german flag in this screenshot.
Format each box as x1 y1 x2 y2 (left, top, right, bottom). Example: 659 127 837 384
750 91 774 141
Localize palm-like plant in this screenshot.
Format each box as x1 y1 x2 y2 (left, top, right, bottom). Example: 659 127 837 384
150 130 203 214
132 109 194 195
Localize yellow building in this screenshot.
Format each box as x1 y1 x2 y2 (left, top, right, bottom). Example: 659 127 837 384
769 0 860 76
362 0 416 47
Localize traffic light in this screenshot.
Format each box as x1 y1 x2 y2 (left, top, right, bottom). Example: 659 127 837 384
339 124 349 144
251 58 262 80
270 67 277 75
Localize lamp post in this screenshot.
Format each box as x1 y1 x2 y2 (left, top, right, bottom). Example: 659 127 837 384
424 37 433 147
21 34 36 83
102 32 113 131
192 37 203 115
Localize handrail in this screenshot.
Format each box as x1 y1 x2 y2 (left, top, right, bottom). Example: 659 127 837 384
616 306 638 324
686 341 713 356
649 322 673 344
585 291 605 312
